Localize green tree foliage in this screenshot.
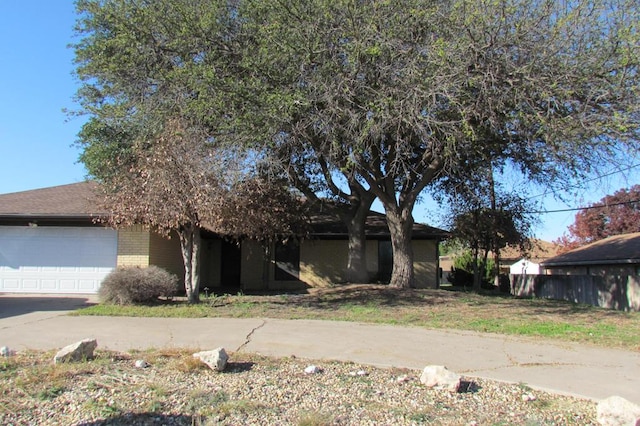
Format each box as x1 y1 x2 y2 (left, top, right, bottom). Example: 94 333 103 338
74 0 640 292
435 164 535 291
241 0 640 288
448 251 495 290
556 185 640 252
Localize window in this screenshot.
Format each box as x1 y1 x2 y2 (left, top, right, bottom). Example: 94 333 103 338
274 240 300 281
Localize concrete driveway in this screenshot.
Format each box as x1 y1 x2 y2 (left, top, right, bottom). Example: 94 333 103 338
0 293 97 322
1 293 639 403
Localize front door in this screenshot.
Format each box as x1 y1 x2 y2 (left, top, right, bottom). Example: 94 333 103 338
220 240 241 290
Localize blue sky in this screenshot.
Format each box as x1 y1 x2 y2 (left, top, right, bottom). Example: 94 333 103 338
0 1 637 242
0 2 86 193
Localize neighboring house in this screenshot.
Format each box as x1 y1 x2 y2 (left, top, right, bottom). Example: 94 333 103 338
500 239 558 275
0 182 448 294
509 258 541 275
439 239 557 284
541 232 640 276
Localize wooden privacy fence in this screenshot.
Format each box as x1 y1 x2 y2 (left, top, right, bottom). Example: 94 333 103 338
510 274 640 311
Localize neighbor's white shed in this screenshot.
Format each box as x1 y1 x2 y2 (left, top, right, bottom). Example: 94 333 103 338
509 258 541 275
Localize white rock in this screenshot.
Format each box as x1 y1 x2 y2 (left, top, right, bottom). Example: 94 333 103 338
420 365 461 392
0 346 14 357
597 396 640 426
396 374 410 383
304 365 321 374
134 359 149 368
522 393 537 402
53 338 97 364
193 347 228 372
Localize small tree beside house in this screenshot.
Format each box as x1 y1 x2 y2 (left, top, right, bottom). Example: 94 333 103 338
95 119 228 303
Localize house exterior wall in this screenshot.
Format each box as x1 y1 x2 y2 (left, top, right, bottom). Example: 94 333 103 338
413 239 439 289
201 238 222 288
299 239 381 286
114 229 442 291
116 226 184 280
116 225 150 267
241 240 267 290
234 238 439 290
149 231 184 279
365 240 379 279
300 240 348 287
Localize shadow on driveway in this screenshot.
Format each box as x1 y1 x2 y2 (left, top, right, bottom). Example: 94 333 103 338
0 294 97 319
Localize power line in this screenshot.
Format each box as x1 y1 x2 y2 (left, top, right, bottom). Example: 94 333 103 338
530 198 640 214
527 163 640 200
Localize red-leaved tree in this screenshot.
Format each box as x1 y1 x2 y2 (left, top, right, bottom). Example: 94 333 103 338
555 185 640 253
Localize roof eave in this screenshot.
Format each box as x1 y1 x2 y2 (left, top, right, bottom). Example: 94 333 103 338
0 213 108 224
542 259 640 267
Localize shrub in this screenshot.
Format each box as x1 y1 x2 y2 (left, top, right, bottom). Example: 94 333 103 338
498 274 511 293
448 251 495 290
98 266 178 305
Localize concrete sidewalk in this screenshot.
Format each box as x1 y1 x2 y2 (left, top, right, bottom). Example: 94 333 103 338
1 295 639 403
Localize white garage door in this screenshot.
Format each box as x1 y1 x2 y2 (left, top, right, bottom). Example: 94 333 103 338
0 226 117 294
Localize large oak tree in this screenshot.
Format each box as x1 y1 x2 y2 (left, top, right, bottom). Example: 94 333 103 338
74 0 640 291
242 0 640 288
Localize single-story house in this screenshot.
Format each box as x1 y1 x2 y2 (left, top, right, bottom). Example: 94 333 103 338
0 182 448 294
541 233 640 276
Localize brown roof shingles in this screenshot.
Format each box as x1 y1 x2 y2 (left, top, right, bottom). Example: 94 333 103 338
541 233 640 266
0 181 106 218
308 208 448 239
0 182 449 239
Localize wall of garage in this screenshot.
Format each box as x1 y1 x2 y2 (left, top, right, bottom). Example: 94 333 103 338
0 225 117 294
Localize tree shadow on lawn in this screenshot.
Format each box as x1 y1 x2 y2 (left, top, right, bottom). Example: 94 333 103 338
227 284 497 312
235 284 630 319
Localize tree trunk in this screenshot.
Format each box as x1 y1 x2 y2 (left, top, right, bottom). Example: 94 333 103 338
344 203 373 283
384 208 415 289
472 246 481 292
178 223 201 304
488 165 501 287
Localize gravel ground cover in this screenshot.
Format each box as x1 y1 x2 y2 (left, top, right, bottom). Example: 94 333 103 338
1 348 596 425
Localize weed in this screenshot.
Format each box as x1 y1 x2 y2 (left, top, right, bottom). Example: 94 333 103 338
517 382 533 392
83 399 122 418
147 383 168 397
0 359 18 375
175 354 209 373
408 410 433 423
213 400 264 417
36 385 65 401
146 399 164 413
186 389 229 415
297 411 333 426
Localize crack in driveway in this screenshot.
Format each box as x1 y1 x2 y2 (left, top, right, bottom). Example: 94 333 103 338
236 320 267 353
